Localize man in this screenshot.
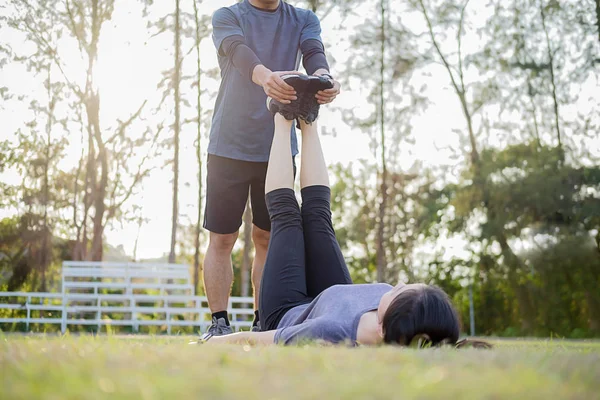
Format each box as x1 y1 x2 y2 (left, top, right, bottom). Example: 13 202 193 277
202 0 341 337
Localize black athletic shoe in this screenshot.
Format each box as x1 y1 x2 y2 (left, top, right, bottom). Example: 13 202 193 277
299 75 333 124
266 74 304 120
267 74 333 124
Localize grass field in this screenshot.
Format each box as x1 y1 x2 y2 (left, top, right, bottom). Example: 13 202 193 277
2 334 600 400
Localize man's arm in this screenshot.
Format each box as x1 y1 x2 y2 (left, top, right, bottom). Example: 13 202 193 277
301 39 330 76
313 74 341 105
251 65 300 105
212 8 297 104
220 35 262 81
206 330 277 345
299 12 341 104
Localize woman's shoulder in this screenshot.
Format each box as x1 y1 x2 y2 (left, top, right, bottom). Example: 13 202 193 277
325 283 393 293
317 283 393 306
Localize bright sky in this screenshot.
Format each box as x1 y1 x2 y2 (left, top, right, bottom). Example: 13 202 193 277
0 1 597 261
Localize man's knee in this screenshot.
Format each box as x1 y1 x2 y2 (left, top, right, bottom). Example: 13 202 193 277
208 231 239 253
252 225 270 251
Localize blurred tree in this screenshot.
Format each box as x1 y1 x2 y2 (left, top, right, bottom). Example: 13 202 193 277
375 0 388 283
7 0 162 261
475 144 599 334
154 0 212 289
0 5 68 290
292 0 354 20
330 162 378 283
342 0 424 283
465 0 600 333
169 0 182 265
329 160 439 285
192 0 209 292
594 0 600 44
0 216 39 291
416 0 542 331
471 0 598 154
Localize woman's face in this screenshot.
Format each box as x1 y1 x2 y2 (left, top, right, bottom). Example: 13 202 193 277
377 282 425 324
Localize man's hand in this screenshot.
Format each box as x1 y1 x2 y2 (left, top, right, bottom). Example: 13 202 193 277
314 74 341 105
253 65 300 104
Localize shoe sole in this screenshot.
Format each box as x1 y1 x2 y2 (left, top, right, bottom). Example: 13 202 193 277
266 75 333 112
266 74 303 110
283 74 333 95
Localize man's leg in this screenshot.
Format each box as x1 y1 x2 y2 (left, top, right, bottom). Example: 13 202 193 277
203 231 238 321
202 155 251 336
298 119 352 298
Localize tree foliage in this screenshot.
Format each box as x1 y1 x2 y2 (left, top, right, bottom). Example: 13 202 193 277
0 0 598 336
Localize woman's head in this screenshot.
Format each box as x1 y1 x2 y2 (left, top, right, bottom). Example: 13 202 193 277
377 283 460 346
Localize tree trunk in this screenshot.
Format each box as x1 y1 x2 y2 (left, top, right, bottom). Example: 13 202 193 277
81 126 94 261
90 113 107 262
585 290 600 333
540 2 562 151
498 234 535 333
583 255 600 333
376 0 388 283
40 65 53 292
419 0 480 165
72 128 86 261
193 0 203 292
87 0 105 262
88 77 106 262
132 212 144 262
376 177 387 282
459 93 480 165
241 200 252 297
595 0 600 45
169 0 182 264
528 81 542 147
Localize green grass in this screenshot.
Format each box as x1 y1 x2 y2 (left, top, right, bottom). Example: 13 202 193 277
2 335 600 400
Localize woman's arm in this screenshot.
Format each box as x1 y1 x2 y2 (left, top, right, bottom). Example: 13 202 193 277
206 330 277 345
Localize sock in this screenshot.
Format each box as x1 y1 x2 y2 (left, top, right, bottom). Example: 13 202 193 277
252 310 260 327
212 311 230 326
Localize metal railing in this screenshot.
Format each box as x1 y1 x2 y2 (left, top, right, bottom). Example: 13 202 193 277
0 291 254 333
0 262 255 334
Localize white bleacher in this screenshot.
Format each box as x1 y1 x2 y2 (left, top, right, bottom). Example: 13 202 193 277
0 261 254 333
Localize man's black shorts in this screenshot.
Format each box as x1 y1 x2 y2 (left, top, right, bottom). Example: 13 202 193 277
203 154 296 235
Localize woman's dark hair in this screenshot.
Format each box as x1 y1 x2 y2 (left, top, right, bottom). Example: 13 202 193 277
382 285 461 347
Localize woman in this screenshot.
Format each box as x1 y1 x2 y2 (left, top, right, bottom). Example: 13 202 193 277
206 75 484 348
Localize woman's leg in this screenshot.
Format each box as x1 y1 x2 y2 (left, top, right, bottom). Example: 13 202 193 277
258 114 311 331
299 119 352 298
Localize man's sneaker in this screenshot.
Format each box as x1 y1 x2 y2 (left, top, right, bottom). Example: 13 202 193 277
267 74 333 123
199 317 233 341
251 321 261 332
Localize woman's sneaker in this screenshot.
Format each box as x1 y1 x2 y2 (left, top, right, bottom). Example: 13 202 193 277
266 74 305 120
299 75 333 123
267 74 333 123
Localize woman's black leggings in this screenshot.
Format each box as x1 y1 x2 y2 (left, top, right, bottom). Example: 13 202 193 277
258 186 353 331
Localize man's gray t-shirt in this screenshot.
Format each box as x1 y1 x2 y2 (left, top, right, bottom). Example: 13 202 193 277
274 283 393 345
210 0 323 162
